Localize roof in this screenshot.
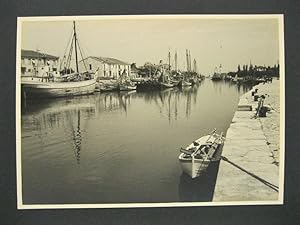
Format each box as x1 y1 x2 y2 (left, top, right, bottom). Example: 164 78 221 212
87 56 130 65
21 49 59 60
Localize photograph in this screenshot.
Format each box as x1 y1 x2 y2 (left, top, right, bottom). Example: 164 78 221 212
16 14 285 209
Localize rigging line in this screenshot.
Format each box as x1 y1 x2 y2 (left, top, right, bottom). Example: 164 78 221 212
60 28 75 71
66 35 75 70
76 37 88 72
221 156 279 192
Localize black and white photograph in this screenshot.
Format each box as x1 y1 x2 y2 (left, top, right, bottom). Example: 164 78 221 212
16 15 285 209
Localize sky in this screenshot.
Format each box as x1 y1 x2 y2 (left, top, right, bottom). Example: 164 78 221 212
20 16 281 75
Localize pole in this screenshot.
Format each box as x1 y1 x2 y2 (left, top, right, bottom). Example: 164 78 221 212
168 50 171 72
189 50 192 72
73 21 79 74
175 50 177 72
186 51 188 72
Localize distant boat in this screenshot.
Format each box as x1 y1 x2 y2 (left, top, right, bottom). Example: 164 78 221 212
117 67 137 91
211 64 223 81
231 74 238 83
180 79 192 86
21 21 96 99
178 129 225 178
158 52 174 89
119 83 137 91
211 73 222 81
160 82 174 88
96 79 118 92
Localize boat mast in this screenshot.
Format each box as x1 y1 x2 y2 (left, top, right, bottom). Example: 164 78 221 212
189 50 192 72
175 50 178 72
73 21 79 74
186 49 189 72
168 50 171 72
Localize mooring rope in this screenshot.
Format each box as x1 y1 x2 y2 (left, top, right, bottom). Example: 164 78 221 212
221 156 279 192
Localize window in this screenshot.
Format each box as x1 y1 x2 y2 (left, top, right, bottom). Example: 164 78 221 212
89 64 92 70
21 67 26 74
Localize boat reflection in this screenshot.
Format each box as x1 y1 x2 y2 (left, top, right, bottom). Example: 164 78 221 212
138 85 199 121
178 161 220 202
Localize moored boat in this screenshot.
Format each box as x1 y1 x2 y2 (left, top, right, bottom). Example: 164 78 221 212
22 78 96 99
178 129 225 178
171 79 180 86
180 79 192 86
160 81 174 88
119 83 137 91
21 21 96 99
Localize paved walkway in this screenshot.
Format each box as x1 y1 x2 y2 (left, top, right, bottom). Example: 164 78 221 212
213 80 281 202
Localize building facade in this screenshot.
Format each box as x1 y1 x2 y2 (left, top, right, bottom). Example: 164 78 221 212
21 49 59 77
79 56 132 80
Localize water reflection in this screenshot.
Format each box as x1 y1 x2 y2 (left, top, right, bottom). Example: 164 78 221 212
136 85 199 121
71 110 82 164
178 161 220 202
21 80 253 204
100 91 135 113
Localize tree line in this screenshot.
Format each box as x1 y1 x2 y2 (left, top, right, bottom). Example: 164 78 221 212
227 64 280 78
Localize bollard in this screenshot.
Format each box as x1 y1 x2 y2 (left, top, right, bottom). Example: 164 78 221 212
259 106 268 117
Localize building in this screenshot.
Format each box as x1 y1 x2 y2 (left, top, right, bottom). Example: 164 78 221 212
79 56 131 80
21 49 59 77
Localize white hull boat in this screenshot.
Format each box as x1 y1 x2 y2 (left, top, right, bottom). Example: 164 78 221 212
22 78 96 99
180 80 192 86
178 129 225 178
160 82 174 88
119 84 137 91
21 21 96 99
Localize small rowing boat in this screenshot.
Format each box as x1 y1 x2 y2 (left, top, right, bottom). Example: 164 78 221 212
119 83 137 91
178 129 225 178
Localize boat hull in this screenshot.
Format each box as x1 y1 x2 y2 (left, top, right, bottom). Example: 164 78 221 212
179 154 210 178
22 79 96 99
160 82 174 88
119 85 137 91
180 80 192 86
178 133 224 178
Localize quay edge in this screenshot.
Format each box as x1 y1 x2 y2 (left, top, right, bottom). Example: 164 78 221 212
213 80 281 202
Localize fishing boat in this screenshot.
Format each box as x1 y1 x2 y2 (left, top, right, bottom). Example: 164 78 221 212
22 79 96 98
180 79 192 86
179 50 193 87
171 79 180 86
119 82 137 91
117 67 137 91
211 64 223 81
159 51 174 89
95 79 119 92
231 74 238 83
178 129 225 178
21 21 96 99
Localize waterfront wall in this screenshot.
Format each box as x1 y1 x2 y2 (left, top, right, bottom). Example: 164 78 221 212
213 80 281 202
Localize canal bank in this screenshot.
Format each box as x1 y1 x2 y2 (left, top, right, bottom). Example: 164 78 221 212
213 80 281 202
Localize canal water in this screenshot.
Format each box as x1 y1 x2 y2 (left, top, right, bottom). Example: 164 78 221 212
21 80 251 204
